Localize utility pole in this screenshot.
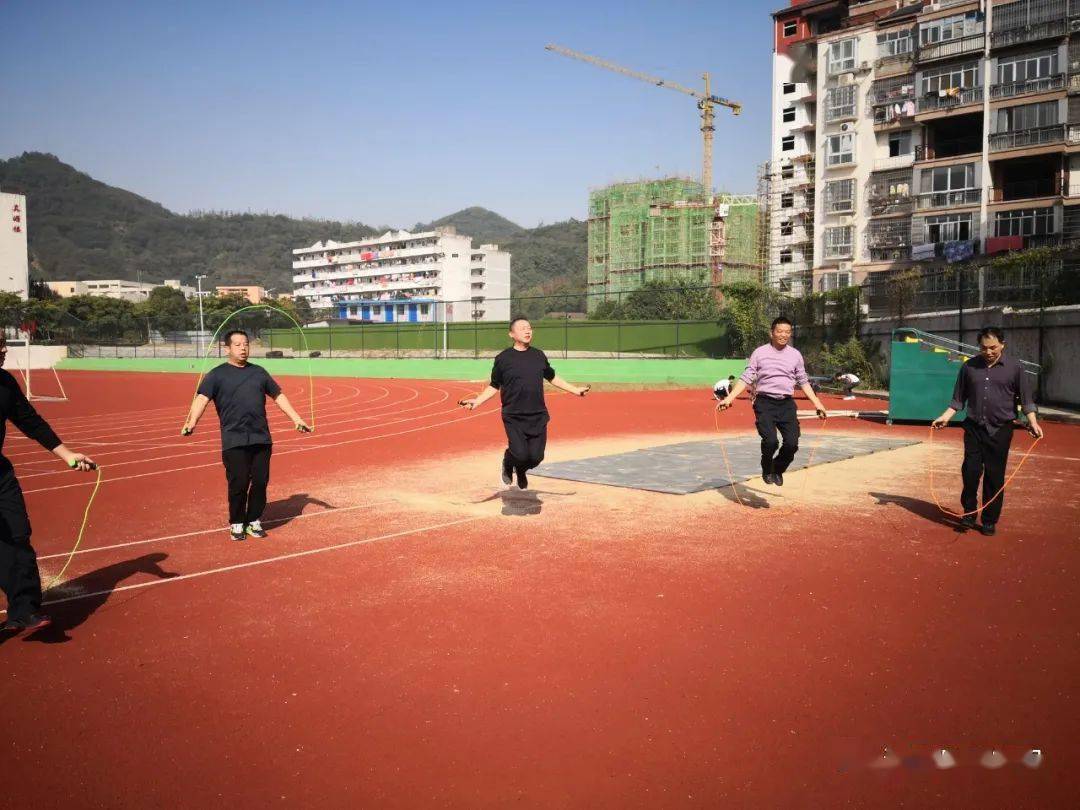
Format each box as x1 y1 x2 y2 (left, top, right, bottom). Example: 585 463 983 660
196 274 207 356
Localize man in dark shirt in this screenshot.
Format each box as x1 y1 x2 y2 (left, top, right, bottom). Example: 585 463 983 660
0 336 96 633
459 318 589 490
932 326 1043 536
182 330 311 541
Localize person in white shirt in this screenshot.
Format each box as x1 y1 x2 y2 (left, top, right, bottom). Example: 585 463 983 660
834 372 860 400
712 375 736 401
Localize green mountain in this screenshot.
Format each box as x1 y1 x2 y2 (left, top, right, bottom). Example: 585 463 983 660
0 152 587 310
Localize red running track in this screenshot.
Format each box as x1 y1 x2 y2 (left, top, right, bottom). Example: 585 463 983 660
2 370 1078 808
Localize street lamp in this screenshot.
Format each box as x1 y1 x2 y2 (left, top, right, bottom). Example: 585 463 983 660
195 274 208 356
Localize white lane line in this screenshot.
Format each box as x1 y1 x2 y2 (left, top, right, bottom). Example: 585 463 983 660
25 515 489 612
21 404 492 495
37 500 396 560
15 382 457 477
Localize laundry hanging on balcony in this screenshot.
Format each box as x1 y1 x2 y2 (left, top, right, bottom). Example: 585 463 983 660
944 240 975 263
911 243 937 261
985 235 1023 255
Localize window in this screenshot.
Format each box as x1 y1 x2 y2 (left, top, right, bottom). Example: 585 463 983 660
826 133 855 166
781 192 794 208
919 13 978 46
780 248 793 264
373 305 382 315
825 179 855 213
781 163 795 179
996 100 1059 131
396 304 405 315
780 220 793 236
997 50 1058 85
825 85 857 121
824 226 853 258
877 29 913 58
995 208 1055 236
827 38 856 74
920 163 975 193
888 130 913 157
420 304 430 315
921 62 979 95
819 271 851 292
924 213 972 243
783 20 797 37
782 105 796 123
782 82 796 95
782 135 795 151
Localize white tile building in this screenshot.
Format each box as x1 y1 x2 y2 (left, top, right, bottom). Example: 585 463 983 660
0 190 30 299
292 226 511 323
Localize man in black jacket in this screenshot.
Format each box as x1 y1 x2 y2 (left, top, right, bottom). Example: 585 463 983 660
0 337 96 633
932 326 1043 537
459 318 589 490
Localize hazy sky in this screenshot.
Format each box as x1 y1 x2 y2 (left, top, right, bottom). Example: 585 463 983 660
2 0 773 227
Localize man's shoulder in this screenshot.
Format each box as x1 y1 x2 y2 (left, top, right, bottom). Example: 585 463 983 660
0 368 16 385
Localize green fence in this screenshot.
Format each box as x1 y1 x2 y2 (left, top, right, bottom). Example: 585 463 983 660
262 319 730 359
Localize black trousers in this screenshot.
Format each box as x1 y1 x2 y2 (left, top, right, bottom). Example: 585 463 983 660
503 415 548 476
961 420 1014 525
753 395 800 475
0 470 40 620
221 443 272 524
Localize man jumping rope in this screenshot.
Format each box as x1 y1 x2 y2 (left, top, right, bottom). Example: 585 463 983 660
459 318 589 490
0 336 96 633
931 326 1042 537
182 330 311 541
717 316 827 486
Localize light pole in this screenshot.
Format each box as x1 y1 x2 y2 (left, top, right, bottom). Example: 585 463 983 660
195 274 207 356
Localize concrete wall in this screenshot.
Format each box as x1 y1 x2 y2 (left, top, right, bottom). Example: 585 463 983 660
0 192 29 298
862 304 1080 406
5 345 69 370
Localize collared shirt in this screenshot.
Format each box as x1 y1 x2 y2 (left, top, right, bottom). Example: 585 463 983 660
949 353 1036 433
739 343 809 399
197 362 282 450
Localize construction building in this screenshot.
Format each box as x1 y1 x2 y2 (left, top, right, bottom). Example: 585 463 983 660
0 189 29 299
292 227 510 323
586 178 762 312
766 0 1080 295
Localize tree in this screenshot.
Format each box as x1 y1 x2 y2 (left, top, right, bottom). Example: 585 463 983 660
617 281 721 321
0 292 25 329
886 268 922 326
718 281 782 357
137 286 193 331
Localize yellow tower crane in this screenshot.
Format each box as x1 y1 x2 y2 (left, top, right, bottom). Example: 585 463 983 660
545 43 742 193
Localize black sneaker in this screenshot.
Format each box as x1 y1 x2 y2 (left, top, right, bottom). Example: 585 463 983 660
3 613 51 633
979 523 997 537
773 472 784 487
960 515 977 530
246 523 268 539
501 456 513 486
516 469 528 490
762 472 775 485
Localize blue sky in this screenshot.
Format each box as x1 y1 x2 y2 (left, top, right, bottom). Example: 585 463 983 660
1 0 773 227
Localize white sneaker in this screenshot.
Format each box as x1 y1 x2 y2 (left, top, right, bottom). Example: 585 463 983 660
843 395 855 401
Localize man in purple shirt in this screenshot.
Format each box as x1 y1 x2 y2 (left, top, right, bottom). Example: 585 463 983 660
717 317 827 486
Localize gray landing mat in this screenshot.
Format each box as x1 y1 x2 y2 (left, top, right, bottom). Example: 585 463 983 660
532 435 921 495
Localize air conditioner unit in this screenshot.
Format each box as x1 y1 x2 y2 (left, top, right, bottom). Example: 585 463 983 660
858 61 871 72
838 72 855 86
840 122 852 132
839 215 854 225
1071 18 1080 32
839 261 852 271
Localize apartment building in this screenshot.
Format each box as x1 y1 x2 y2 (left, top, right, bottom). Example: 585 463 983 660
215 285 267 304
292 227 511 323
768 0 1080 293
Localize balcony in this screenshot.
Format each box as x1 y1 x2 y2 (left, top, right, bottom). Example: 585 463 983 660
915 140 981 161
918 33 985 64
991 177 1063 201
823 245 854 260
868 192 913 217
916 86 983 113
915 188 982 210
988 124 1065 152
991 19 1067 50
990 74 1066 99
874 154 916 171
866 222 912 249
